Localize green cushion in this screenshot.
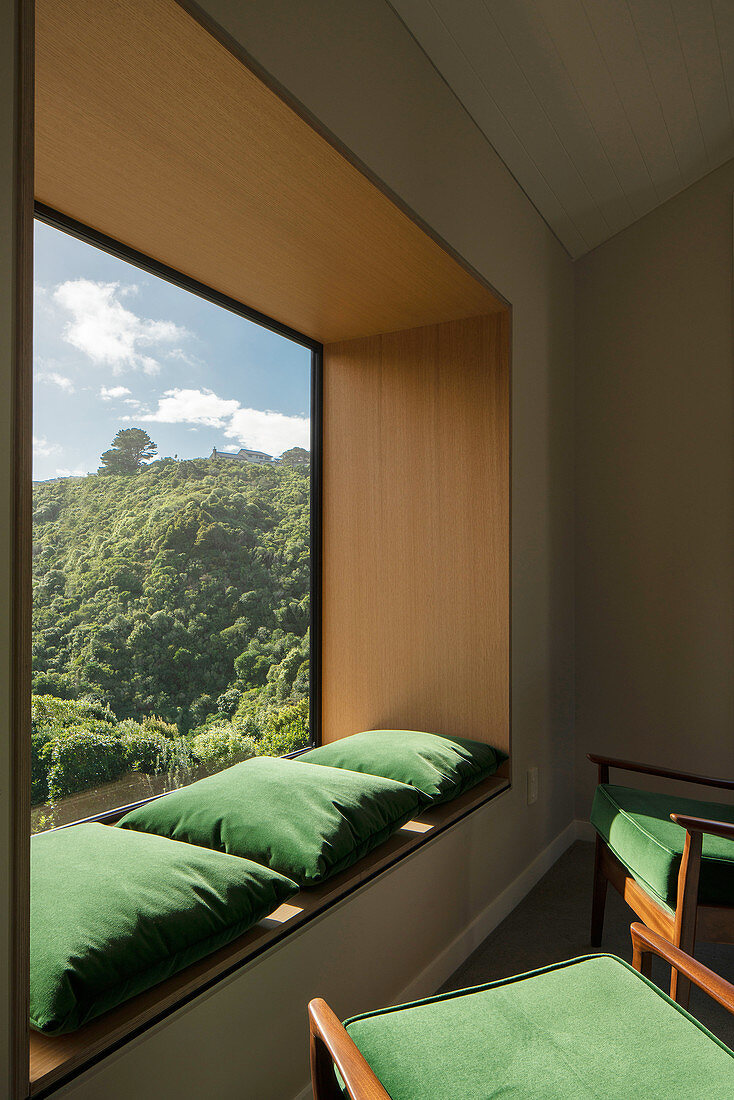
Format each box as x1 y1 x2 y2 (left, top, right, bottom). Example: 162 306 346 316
591 783 734 908
299 729 502 805
117 756 423 886
30 823 298 1034
341 955 734 1099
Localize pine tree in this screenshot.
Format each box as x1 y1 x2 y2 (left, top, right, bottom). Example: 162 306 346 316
99 428 157 475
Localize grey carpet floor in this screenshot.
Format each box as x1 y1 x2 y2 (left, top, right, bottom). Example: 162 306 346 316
440 840 734 1049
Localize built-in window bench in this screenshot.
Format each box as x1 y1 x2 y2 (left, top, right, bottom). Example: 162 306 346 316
30 770 509 1095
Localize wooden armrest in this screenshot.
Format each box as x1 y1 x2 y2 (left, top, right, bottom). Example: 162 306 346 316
630 923 734 1015
670 814 734 842
587 753 734 791
309 999 391 1100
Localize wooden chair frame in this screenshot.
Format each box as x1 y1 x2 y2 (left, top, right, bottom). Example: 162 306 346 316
589 753 734 1006
308 923 734 1100
629 922 734 1012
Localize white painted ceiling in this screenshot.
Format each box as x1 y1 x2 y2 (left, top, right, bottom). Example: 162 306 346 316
390 0 734 257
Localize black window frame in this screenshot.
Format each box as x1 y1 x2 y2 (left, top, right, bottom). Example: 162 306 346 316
32 203 323 828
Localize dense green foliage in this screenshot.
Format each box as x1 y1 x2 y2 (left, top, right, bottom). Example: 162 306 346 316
31 458 310 810
279 446 309 467
31 693 309 809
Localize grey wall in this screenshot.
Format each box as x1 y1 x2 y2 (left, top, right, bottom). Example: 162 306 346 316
575 158 734 817
7 1 575 1096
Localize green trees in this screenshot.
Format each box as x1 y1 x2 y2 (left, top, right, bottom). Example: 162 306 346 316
31 457 311 818
30 694 179 805
30 691 310 821
279 446 309 466
99 428 158 475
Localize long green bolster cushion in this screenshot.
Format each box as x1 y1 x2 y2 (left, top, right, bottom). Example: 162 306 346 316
591 783 734 908
117 756 423 887
341 954 734 1099
31 823 298 1034
299 729 503 805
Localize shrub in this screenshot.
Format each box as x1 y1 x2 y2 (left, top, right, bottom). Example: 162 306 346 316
191 698 309 763
254 699 310 756
32 694 197 805
192 727 258 772
215 686 242 718
31 728 52 804
31 694 118 803
141 714 179 739
45 730 130 802
255 725 309 757
267 698 309 740
31 689 309 809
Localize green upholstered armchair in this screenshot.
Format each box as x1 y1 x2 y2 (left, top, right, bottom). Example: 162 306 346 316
309 924 734 1099
588 753 734 1006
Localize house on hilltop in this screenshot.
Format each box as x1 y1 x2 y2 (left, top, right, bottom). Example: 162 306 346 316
210 446 273 465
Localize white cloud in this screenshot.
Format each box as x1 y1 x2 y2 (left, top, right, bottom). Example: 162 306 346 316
55 467 87 478
33 435 61 459
53 279 188 374
139 388 240 428
225 407 310 456
166 348 203 367
100 385 131 400
137 386 309 457
42 371 75 393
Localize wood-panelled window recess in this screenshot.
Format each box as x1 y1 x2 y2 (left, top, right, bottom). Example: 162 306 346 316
12 0 513 1094
31 208 321 835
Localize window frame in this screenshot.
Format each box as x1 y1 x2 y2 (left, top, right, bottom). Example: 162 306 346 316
32 202 323 829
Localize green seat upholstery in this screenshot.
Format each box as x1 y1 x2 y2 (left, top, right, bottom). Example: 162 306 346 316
341 955 734 1099
31 823 298 1034
117 756 423 887
300 729 503 806
591 783 734 908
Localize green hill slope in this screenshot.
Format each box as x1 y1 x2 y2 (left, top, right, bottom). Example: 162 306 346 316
33 456 310 725
31 458 311 814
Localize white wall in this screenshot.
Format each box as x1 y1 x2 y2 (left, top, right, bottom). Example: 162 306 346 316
575 158 734 818
0 1 576 1096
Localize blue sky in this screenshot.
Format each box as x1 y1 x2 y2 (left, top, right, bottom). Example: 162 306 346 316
33 220 312 481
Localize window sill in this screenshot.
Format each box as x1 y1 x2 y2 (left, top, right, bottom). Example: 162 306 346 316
30 770 510 1096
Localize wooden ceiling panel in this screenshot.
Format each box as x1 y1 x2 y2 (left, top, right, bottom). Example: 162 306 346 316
35 0 503 344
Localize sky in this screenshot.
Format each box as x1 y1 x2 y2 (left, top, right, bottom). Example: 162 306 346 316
33 220 312 481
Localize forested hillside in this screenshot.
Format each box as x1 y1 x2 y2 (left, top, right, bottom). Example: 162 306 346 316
31 457 310 817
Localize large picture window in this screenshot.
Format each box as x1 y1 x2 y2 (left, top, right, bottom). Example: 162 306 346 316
31 213 321 832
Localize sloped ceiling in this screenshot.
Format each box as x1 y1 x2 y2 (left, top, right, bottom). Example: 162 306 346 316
390 0 734 257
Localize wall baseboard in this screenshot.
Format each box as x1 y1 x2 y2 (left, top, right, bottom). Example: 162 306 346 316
395 819 578 1004
574 818 595 842
290 817 579 1100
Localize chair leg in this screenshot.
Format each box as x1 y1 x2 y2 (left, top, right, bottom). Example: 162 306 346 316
590 836 608 948
310 1030 343 1100
639 949 653 979
669 830 702 1010
670 928 694 1009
